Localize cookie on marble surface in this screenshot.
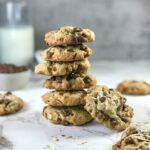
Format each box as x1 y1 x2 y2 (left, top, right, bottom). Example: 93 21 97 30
42 90 86 106
44 26 95 46
84 85 134 131
34 58 90 76
42 44 92 62
116 80 150 95
43 73 97 90
113 122 150 150
43 106 93 126
0 92 24 115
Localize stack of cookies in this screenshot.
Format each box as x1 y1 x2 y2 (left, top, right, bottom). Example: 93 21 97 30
35 26 97 125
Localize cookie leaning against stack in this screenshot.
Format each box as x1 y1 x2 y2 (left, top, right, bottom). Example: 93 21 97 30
35 26 96 125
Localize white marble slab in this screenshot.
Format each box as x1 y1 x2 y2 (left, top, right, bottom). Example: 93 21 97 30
0 61 150 150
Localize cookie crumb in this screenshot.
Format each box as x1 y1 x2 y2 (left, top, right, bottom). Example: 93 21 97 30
79 141 88 145
66 136 73 139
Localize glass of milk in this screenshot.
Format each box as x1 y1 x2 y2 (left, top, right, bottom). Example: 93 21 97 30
0 0 34 66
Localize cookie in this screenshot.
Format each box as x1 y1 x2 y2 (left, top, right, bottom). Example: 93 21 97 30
43 73 97 90
44 26 95 46
43 106 93 126
42 90 86 106
116 80 150 95
42 44 92 62
84 85 134 131
35 58 90 76
113 122 150 150
0 92 24 115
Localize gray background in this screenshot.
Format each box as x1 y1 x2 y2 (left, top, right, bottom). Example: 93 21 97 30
32 0 150 60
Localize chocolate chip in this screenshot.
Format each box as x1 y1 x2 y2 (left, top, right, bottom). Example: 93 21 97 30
81 33 87 37
4 99 11 105
63 109 73 116
74 27 82 32
121 117 128 123
55 77 62 83
110 119 118 126
47 52 54 58
83 76 91 84
77 64 83 72
97 112 104 119
99 97 106 102
67 48 74 52
125 138 135 145
5 91 12 95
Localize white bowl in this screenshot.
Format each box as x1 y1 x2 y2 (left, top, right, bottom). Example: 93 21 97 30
35 50 44 64
0 69 31 91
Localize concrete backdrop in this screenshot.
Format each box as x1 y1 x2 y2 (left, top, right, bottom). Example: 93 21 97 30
32 0 150 60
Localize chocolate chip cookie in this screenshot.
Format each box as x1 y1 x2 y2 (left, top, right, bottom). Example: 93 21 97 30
42 44 92 62
43 73 97 90
113 122 150 150
84 85 134 131
35 58 90 76
44 26 95 46
0 92 24 115
43 106 93 125
42 90 86 106
117 80 150 95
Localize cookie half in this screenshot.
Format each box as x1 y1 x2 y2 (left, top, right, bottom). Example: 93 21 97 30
0 92 24 115
43 73 97 90
44 26 95 46
42 44 92 62
43 106 93 126
35 58 90 76
84 85 134 131
113 122 150 150
116 80 150 95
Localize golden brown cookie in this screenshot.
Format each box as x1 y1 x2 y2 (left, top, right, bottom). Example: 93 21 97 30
44 26 95 46
116 80 150 95
34 58 90 76
43 106 93 126
84 85 134 131
0 92 24 115
42 90 86 106
113 122 150 150
42 44 92 62
43 73 97 90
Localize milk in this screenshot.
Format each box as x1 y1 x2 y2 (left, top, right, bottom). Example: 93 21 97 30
0 26 34 65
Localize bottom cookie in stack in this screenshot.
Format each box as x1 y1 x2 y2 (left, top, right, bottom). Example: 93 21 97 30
43 106 93 126
42 90 93 126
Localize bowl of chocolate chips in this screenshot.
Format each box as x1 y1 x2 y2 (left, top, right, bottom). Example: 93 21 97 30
0 64 31 91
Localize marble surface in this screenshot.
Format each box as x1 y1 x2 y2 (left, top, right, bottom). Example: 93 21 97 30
0 61 150 150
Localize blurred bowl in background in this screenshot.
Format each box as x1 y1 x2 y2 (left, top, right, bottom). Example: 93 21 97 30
0 69 31 91
35 50 44 64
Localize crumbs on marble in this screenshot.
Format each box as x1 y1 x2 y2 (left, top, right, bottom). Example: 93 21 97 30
78 141 88 145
